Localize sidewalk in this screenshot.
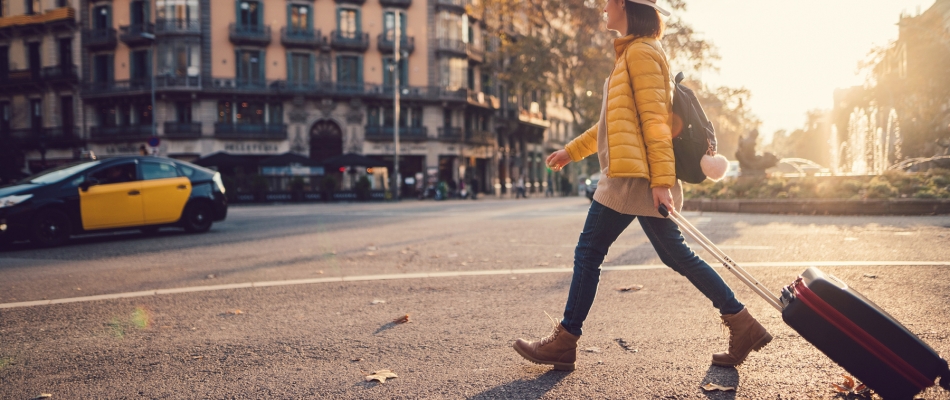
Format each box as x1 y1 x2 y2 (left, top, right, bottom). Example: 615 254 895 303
2 264 948 398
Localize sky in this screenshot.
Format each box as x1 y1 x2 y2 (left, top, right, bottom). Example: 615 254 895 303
677 0 936 143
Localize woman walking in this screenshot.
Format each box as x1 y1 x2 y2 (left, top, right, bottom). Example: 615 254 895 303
512 0 772 371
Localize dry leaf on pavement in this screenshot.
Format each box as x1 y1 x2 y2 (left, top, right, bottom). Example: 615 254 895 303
32 394 53 400
393 314 410 324
371 300 386 305
226 310 244 315
583 347 602 353
832 374 869 395
617 285 643 292
701 383 735 392
365 369 398 383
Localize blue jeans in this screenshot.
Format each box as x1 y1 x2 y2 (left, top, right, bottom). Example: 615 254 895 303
561 200 744 336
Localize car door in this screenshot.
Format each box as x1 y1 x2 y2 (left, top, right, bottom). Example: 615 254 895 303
139 160 191 225
79 162 144 230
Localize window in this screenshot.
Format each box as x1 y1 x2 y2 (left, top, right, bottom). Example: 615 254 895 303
90 163 137 185
130 1 149 26
0 102 10 134
439 57 467 90
30 99 42 129
236 50 263 85
57 0 68 7
236 101 264 124
130 50 150 85
288 52 312 84
136 103 153 125
217 101 232 123
338 8 358 38
436 11 462 41
58 38 72 68
156 0 198 25
383 57 407 87
141 162 180 180
289 4 310 31
336 55 361 85
443 108 451 128
26 0 39 15
269 103 283 124
98 105 116 127
27 42 40 74
93 54 113 83
383 11 406 41
0 46 8 80
238 1 261 28
159 42 199 76
0 0 4 17
61 96 74 135
93 5 110 29
176 101 192 123
410 107 422 128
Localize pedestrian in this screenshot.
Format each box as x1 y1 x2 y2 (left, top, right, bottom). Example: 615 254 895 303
516 177 526 199
470 176 479 200
513 0 771 372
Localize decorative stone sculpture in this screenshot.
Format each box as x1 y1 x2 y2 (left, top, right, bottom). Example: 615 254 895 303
734 129 778 177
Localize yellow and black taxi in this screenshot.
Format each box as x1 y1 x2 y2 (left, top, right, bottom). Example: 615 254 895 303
0 156 227 247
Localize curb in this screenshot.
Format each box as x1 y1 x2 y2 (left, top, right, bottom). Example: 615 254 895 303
683 198 950 215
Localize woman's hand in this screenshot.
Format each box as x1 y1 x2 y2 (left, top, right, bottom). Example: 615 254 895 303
652 186 674 212
546 150 572 172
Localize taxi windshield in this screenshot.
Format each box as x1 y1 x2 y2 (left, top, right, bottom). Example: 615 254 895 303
23 161 102 184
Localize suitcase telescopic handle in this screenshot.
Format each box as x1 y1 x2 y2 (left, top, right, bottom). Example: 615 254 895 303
659 205 785 312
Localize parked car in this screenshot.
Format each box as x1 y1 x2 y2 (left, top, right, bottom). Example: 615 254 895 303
585 172 601 201
0 156 227 247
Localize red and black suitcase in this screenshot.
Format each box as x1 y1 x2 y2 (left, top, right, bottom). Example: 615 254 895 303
659 205 950 399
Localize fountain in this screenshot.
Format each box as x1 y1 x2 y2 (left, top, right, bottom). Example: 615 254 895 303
836 106 902 174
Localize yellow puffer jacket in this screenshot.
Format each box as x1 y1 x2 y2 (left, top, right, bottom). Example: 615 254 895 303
564 35 675 188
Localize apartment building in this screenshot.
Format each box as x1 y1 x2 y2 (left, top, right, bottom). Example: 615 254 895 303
0 0 82 182
0 0 565 196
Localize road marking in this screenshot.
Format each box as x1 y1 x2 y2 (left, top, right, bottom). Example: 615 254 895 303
1 261 948 310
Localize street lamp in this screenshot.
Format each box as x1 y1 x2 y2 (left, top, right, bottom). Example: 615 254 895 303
142 31 157 143
393 10 402 200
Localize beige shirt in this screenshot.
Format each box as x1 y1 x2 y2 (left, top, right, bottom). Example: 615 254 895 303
592 78 683 218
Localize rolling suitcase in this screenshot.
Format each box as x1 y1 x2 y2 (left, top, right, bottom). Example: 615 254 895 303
658 205 950 399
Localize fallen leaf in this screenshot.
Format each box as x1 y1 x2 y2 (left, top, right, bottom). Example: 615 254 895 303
584 347 602 353
831 374 869 395
226 310 244 315
32 394 53 400
702 383 735 392
617 285 643 292
191 355 204 360
615 338 637 352
554 254 562 258
351 357 363 362
206 274 215 279
366 252 376 256
371 300 386 305
863 274 877 279
317 270 324 274
367 246 377 251
400 250 408 254
447 253 458 258
461 262 468 266
393 314 410 324
365 369 398 383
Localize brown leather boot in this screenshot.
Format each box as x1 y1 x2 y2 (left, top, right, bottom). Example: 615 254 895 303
513 323 579 371
712 308 772 367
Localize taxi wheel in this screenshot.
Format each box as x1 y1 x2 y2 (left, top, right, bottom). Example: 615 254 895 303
30 209 72 247
182 203 213 233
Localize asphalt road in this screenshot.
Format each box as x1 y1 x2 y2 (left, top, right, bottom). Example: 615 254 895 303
1 198 949 399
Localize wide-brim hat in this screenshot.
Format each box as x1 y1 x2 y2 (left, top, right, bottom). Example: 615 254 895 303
626 0 670 16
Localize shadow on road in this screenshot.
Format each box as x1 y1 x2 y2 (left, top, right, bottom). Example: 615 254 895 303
700 364 739 399
469 369 569 400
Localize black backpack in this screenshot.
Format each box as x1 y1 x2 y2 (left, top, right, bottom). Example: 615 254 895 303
670 72 717 184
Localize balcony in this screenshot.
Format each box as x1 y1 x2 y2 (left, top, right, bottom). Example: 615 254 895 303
83 28 117 50
155 75 201 90
467 91 498 109
438 126 463 141
119 23 155 47
214 123 287 140
434 38 466 57
0 6 75 35
377 33 414 55
334 0 366 4
281 27 326 49
435 0 465 12
163 122 202 139
155 18 200 36
0 69 43 91
466 130 494 145
364 126 427 141
90 125 154 142
379 0 412 7
330 30 369 52
9 127 84 149
82 79 152 97
437 86 468 102
229 23 271 46
41 64 80 88
467 42 484 63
